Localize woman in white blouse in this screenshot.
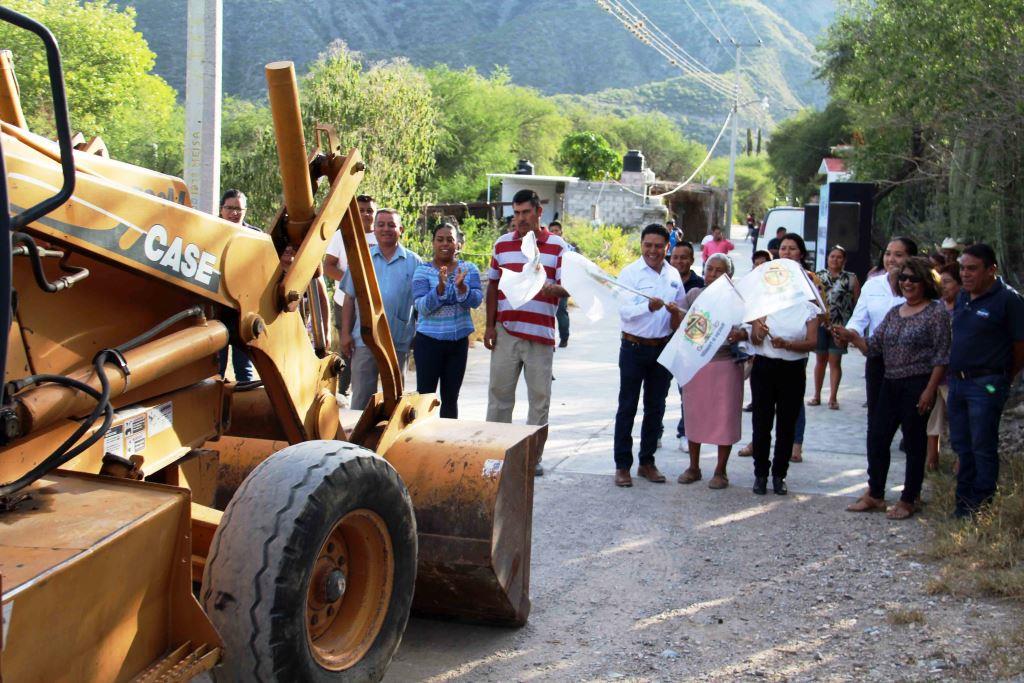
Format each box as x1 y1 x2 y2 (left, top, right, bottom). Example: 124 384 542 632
747 234 819 496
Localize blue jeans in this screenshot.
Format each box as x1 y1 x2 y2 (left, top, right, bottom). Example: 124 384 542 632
676 386 686 438
794 404 806 445
614 340 673 470
948 375 1010 515
218 343 254 382
556 296 570 343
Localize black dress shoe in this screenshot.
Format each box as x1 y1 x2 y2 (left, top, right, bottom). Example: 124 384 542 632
752 476 767 495
773 477 787 495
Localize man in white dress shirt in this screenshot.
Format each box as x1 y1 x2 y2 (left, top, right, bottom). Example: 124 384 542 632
613 224 686 487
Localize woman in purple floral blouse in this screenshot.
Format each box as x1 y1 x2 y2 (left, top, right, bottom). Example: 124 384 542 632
835 256 950 519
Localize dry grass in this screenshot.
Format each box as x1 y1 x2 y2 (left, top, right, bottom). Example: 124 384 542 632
921 427 1024 601
886 608 925 625
919 401 1024 676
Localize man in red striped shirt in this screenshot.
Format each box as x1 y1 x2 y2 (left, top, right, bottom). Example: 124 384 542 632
485 189 569 475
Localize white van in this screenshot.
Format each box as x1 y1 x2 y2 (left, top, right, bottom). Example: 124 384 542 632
757 207 811 254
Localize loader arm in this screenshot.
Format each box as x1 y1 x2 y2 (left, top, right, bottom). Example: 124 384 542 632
0 60 401 446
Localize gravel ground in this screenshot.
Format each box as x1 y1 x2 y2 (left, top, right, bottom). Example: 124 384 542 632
387 471 1020 682
383 229 1020 681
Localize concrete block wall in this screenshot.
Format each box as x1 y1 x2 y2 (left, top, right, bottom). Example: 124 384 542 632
564 181 667 228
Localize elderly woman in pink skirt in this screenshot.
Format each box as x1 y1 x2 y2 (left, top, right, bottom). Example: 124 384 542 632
676 253 747 489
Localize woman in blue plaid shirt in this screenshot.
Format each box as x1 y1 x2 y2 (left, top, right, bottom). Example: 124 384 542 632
412 221 484 418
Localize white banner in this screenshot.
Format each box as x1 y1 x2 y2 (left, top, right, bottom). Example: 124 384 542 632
658 275 745 387
497 230 547 309
735 258 822 322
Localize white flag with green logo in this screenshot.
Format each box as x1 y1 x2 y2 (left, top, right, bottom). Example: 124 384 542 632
735 258 822 322
658 275 745 387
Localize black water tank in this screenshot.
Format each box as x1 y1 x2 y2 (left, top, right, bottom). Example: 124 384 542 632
622 150 645 172
515 159 535 175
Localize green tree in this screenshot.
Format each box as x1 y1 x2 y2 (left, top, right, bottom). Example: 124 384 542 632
425 66 569 201
706 155 780 219
223 45 440 228
0 0 182 171
557 131 622 181
767 101 851 204
819 0 1024 277
564 108 705 181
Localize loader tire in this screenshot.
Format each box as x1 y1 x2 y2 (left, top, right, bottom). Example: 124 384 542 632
200 440 417 682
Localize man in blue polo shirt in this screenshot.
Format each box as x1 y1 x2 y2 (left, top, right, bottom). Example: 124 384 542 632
948 243 1024 518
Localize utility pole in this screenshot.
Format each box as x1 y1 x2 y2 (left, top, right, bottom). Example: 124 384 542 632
724 39 762 231
725 44 741 231
184 0 222 214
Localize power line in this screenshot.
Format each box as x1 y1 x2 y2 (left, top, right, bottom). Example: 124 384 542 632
704 0 736 44
602 4 734 98
680 0 731 57
621 0 720 77
738 6 763 44
598 0 736 98
599 109 734 199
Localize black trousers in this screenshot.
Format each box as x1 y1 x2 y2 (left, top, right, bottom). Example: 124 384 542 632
613 340 673 470
864 355 885 452
413 333 469 419
867 373 929 503
750 356 806 479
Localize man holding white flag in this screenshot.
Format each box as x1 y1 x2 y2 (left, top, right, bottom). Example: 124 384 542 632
485 189 569 476
612 224 686 487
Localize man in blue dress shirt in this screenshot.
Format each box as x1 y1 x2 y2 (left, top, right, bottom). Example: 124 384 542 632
340 208 423 411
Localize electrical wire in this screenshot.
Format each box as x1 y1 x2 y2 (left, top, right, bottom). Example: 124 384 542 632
704 0 736 44
681 0 731 56
620 0 721 77
597 110 733 199
739 5 763 44
596 0 736 98
604 1 735 97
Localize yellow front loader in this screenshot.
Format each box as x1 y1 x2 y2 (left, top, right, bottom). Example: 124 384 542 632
0 8 545 681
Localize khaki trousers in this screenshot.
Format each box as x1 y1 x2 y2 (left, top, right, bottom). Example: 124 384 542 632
486 325 554 427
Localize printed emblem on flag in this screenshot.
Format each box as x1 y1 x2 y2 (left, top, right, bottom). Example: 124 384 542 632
684 310 711 345
762 262 792 289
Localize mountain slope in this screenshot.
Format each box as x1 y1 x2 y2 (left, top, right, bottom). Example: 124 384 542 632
120 0 834 143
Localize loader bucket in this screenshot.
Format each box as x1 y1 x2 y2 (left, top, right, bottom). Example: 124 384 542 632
381 418 547 626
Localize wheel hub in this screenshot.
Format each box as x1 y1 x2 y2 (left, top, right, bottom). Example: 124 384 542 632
305 508 394 671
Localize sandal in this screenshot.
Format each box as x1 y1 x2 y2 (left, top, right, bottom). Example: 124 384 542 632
828 401 839 410
807 398 821 406
738 443 753 457
708 474 729 489
847 492 887 512
886 501 915 520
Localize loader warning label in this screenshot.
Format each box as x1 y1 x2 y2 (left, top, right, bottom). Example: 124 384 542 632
104 424 124 457
124 414 147 455
147 401 173 436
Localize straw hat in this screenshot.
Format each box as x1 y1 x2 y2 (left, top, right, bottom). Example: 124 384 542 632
940 237 961 250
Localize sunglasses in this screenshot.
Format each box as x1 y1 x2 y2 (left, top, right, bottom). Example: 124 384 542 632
897 273 923 283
